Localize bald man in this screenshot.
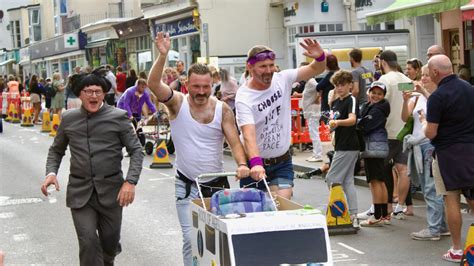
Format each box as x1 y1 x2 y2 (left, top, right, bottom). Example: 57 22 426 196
423 55 474 263
426 45 446 60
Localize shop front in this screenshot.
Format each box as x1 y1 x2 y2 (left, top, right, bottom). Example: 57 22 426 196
18 47 31 79
30 31 87 79
0 50 18 77
112 17 152 73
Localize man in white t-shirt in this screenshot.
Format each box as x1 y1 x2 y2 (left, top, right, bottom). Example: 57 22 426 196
378 50 413 220
235 39 326 199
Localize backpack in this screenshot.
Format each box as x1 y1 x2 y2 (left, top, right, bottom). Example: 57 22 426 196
44 83 56 98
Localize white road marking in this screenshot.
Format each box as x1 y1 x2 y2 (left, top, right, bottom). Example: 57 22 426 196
142 167 152 171
149 177 175 181
13 233 29 242
333 258 357 262
0 198 43 207
337 242 365 254
159 173 170 177
0 212 15 219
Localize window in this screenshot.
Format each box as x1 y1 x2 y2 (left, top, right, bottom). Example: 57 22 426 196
299 25 315 34
288 26 296 44
137 36 151 51
364 23 382 31
386 21 395 30
29 8 42 42
53 0 62 35
319 23 343 32
10 20 21 48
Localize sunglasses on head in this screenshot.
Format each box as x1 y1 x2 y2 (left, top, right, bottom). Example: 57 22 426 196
247 50 276 65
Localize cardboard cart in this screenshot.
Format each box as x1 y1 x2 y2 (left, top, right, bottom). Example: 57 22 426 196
190 173 332 266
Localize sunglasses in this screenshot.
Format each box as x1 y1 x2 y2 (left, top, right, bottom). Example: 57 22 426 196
247 50 276 65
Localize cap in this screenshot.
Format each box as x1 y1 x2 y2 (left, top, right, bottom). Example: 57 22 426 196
369 81 387 94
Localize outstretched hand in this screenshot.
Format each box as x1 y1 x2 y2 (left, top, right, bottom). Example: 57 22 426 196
154 32 171 56
299 38 324 60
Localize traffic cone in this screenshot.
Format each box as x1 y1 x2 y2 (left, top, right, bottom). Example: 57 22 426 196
150 140 173 168
5 103 14 122
10 103 20 123
326 183 358 235
21 108 34 127
49 114 60 137
461 223 474 265
41 110 52 133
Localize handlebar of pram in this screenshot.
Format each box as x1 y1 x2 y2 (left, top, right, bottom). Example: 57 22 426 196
195 172 278 212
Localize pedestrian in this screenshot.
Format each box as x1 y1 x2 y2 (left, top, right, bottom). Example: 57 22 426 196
219 68 238 112
28 74 43 124
104 65 117 106
235 39 326 200
326 70 360 227
51 72 65 116
125 69 138 88
43 78 53 112
316 54 339 124
301 68 323 162
115 66 127 98
401 64 448 240
117 78 157 147
349 48 374 107
65 75 82 110
357 82 390 226
424 55 474 262
41 69 144 265
148 32 249 266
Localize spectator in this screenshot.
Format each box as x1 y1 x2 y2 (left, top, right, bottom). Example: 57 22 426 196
302 72 323 162
126 69 138 88
51 72 65 116
104 65 117 105
373 52 383 81
316 54 339 123
116 66 127 97
219 68 238 111
65 75 81 109
176 60 186 76
7 75 19 94
349 48 374 107
457 64 471 83
28 74 43 124
424 55 474 262
406 58 423 81
426 45 445 60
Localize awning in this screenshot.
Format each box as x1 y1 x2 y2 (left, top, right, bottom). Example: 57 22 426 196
0 59 15 66
366 0 470 25
461 0 474 20
84 40 110 49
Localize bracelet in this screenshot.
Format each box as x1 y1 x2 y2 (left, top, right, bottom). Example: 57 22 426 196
238 163 248 167
249 157 264 168
315 52 326 62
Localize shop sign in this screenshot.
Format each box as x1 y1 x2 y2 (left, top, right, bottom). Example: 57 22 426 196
30 32 86 60
356 0 395 20
153 17 198 37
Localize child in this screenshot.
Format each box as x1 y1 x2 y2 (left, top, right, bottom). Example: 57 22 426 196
357 82 391 226
326 70 360 227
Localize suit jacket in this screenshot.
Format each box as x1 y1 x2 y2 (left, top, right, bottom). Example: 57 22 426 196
46 104 143 209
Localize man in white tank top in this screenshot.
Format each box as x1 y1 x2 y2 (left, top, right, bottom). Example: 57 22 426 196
148 32 249 266
235 40 327 199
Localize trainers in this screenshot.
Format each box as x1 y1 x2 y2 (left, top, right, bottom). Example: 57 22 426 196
360 215 383 227
296 173 311 179
306 156 323 162
357 210 374 220
411 228 441 241
382 215 392 225
442 248 463 263
391 211 406 220
350 216 361 230
440 230 451 237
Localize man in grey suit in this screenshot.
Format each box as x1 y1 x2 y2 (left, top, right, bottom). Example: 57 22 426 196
41 69 144 266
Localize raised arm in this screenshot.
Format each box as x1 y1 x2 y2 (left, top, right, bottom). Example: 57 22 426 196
296 38 326 81
148 32 182 117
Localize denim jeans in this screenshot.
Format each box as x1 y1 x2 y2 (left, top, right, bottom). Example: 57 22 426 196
419 142 447 234
175 178 200 266
239 158 294 190
307 115 323 158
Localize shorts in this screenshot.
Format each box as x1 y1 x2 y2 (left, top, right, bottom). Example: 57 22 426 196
239 158 294 190
385 139 408 165
364 158 385 183
432 157 461 196
30 93 41 103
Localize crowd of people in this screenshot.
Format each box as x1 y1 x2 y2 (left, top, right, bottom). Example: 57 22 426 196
0 33 471 265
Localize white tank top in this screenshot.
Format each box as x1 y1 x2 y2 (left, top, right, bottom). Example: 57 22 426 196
170 96 225 181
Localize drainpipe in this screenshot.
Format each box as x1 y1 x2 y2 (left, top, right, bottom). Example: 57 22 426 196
343 0 352 31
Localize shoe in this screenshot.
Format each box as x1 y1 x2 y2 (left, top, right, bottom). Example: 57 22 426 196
403 207 414 216
442 248 463 263
411 228 441 241
382 215 392 225
350 215 360 230
440 230 451 237
391 211 406 220
306 156 323 162
296 173 311 179
357 210 374 220
360 215 383 227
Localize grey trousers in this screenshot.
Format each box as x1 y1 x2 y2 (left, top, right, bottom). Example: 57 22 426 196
71 193 123 266
325 150 359 215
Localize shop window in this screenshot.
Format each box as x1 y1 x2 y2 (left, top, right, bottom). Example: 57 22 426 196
29 8 42 42
319 23 343 33
288 26 296 44
299 25 315 34
137 36 151 51
127 39 137 53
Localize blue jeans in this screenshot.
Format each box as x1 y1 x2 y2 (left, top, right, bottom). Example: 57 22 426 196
239 158 294 190
419 143 447 234
175 178 199 266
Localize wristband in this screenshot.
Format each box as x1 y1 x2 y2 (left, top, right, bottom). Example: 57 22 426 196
238 163 248 167
315 52 326 62
249 157 264 168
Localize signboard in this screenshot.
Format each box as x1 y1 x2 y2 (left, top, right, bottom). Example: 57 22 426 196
153 17 198 38
64 33 78 48
30 31 86 60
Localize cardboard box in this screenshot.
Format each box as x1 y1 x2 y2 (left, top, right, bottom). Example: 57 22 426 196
191 196 332 266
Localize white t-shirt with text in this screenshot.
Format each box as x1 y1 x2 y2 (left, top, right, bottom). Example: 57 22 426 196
235 69 297 158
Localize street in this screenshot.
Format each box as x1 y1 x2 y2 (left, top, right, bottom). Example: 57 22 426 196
1 121 473 265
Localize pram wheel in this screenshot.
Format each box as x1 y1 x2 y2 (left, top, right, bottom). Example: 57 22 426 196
145 141 154 155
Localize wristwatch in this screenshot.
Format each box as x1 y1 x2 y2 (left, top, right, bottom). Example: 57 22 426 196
125 179 137 185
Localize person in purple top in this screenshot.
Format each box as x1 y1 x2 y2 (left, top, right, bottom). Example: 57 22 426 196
117 78 157 146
